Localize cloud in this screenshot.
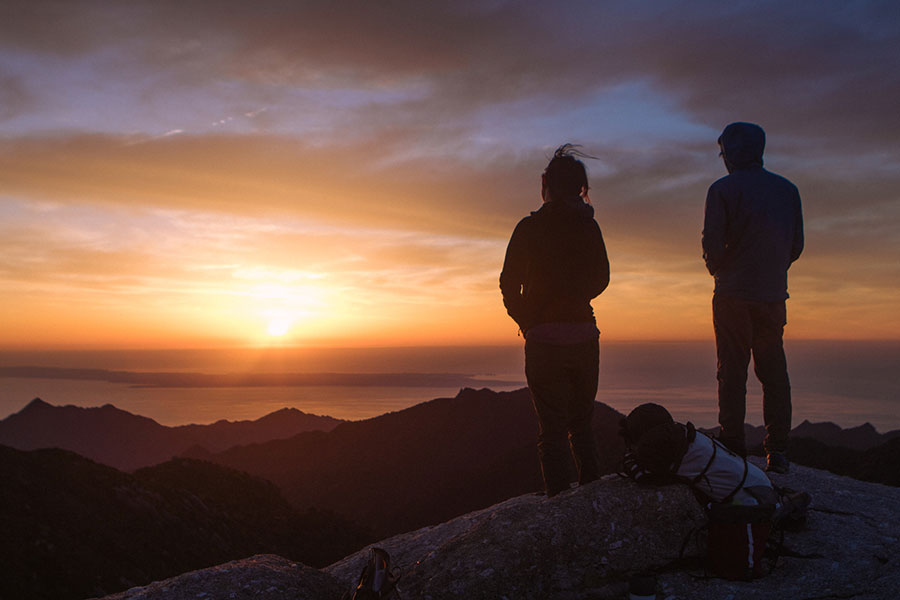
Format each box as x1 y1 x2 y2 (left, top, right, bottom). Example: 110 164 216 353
4 2 896 143
0 196 504 307
4 2 898 163
1 0 899 343
0 72 33 121
2 124 897 270
0 131 526 238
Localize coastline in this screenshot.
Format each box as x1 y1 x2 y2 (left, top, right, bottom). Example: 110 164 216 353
1 340 898 430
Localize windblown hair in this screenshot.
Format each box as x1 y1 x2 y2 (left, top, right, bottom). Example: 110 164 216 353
544 143 594 201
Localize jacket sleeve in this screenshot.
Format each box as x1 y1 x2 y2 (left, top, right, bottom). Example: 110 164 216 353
589 224 611 298
790 189 804 263
499 218 531 329
702 184 726 276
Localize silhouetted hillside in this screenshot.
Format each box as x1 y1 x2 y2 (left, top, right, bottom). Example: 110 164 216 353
0 398 342 471
740 434 900 488
857 436 900 486
700 419 900 488
774 437 861 475
779 435 900 486
790 419 900 450
0 446 369 600
704 420 900 452
196 387 626 539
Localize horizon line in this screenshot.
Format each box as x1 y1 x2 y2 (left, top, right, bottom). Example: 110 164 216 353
2 337 900 353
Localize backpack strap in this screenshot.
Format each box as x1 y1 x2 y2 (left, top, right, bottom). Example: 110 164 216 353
718 453 749 505
686 433 750 505
689 433 718 488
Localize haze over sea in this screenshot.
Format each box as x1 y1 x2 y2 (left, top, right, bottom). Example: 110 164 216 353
2 340 898 433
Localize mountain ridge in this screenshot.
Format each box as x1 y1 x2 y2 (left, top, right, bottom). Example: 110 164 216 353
187 387 625 539
0 398 343 471
5 390 900 514
732 418 900 451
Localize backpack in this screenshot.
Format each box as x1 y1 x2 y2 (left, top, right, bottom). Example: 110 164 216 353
705 501 775 580
680 485 813 580
344 547 401 600
618 413 813 580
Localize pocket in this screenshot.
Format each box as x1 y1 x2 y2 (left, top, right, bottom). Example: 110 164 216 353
768 301 787 328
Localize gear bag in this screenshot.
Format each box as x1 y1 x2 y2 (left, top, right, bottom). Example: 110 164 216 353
620 404 812 580
706 501 775 580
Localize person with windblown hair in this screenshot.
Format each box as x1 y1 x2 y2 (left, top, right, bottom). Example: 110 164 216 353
500 144 610 496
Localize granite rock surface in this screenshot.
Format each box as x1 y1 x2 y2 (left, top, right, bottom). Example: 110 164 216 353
93 460 900 600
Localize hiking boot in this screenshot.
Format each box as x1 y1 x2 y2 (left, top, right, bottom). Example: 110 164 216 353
766 451 790 474
774 490 811 530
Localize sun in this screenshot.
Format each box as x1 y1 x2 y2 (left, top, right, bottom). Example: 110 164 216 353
266 313 294 337
239 280 330 342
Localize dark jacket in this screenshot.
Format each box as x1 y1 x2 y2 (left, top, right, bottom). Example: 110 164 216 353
702 122 804 302
500 197 609 333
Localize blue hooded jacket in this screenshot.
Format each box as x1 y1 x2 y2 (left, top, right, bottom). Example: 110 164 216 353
702 122 804 302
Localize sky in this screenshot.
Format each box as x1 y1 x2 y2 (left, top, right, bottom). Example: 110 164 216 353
1 0 898 349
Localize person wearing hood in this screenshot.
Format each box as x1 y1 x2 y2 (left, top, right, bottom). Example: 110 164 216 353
702 122 804 474
500 144 610 496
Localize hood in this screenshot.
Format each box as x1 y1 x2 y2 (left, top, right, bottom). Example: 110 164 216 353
532 196 595 220
718 122 765 172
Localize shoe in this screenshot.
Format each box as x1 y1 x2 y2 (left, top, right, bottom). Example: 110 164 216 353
766 451 790 474
774 490 811 530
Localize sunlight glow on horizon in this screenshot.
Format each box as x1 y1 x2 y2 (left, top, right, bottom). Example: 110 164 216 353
1 189 898 349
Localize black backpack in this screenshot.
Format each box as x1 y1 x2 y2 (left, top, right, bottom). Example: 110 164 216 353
678 484 814 580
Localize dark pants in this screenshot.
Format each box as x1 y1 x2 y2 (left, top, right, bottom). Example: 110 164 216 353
713 294 792 455
525 337 601 495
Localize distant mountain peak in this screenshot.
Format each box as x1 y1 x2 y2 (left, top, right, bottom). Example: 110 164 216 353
795 419 842 430
22 397 52 412
848 422 877 433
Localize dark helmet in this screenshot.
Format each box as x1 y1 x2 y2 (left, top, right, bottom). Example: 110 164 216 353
620 403 695 475
619 403 674 446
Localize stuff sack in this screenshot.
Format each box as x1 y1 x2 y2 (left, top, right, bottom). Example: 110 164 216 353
345 547 401 600
679 430 776 505
706 502 775 580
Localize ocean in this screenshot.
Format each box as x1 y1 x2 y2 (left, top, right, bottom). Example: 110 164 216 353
1 340 898 432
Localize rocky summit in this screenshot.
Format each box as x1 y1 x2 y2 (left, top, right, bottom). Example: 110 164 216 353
93 460 900 600
91 555 343 600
